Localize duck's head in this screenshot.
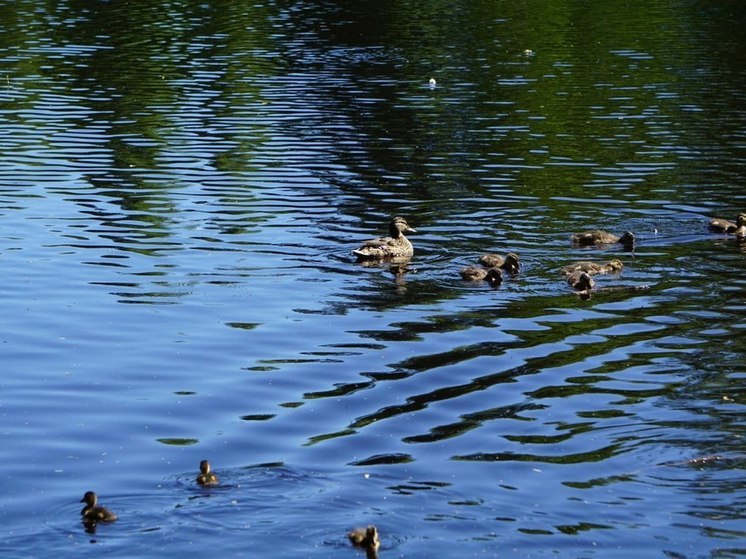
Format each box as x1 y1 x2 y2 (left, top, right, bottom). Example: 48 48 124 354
607 259 624 272
737 213 746 227
504 252 520 272
199 460 212 474
618 231 635 246
484 267 503 287
390 217 416 237
80 491 97 506
576 272 595 291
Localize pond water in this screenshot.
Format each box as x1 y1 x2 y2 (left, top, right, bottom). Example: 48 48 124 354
1 0 745 557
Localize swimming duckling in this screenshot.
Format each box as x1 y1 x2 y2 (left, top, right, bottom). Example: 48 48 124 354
560 259 623 276
80 491 117 523
708 217 737 233
478 252 520 273
348 525 380 554
571 230 635 248
196 459 219 486
566 270 595 291
736 214 746 238
460 266 503 286
353 217 417 261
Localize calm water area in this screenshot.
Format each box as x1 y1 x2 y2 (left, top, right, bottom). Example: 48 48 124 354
1 0 745 557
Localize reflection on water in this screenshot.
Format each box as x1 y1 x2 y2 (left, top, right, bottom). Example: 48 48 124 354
1 0 745 557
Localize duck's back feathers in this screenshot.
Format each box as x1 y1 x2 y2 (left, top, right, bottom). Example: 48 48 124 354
709 217 737 233
479 252 520 273
572 230 634 247
561 259 623 276
460 266 502 286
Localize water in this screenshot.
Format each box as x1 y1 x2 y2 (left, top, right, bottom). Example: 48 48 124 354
1 0 745 557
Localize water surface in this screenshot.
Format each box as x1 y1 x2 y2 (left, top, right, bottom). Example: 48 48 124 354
1 0 745 557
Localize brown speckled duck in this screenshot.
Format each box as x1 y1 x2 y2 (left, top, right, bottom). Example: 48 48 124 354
353 217 416 261
735 214 746 239
708 217 737 233
478 252 520 274
80 491 117 523
571 230 635 248
709 213 746 235
561 259 623 276
196 460 219 487
460 266 503 286
566 270 595 291
348 525 380 555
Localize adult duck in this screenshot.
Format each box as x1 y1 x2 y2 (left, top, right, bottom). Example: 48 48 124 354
196 459 219 487
478 252 520 274
571 230 635 248
560 259 623 276
80 491 117 523
353 217 417 261
460 266 503 286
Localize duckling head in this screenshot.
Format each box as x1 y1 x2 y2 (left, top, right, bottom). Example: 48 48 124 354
607 259 624 272
503 252 520 273
80 491 97 506
484 267 503 287
618 231 635 247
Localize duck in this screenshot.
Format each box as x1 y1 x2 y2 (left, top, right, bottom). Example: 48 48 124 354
196 459 219 486
348 525 380 554
566 270 595 291
478 252 520 273
353 217 417 261
571 230 635 248
560 259 623 276
80 491 117 523
460 266 503 286
709 217 737 233
736 214 746 239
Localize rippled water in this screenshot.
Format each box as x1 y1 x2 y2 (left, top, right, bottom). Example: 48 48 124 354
1 0 745 557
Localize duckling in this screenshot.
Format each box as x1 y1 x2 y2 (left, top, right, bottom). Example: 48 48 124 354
460 266 503 287
196 459 219 486
560 259 623 276
348 525 380 554
736 214 746 238
708 217 737 233
353 217 417 261
80 491 117 523
735 224 746 240
478 252 520 273
571 230 635 248
566 270 595 291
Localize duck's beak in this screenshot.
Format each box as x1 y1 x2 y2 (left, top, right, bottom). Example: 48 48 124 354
80 497 85 503
406 227 417 233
